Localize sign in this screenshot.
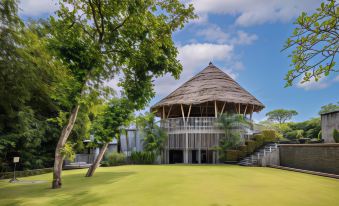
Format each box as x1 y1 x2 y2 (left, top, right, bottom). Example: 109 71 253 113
13 157 20 163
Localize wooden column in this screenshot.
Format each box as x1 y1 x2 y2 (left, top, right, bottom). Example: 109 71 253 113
220 102 226 117
214 100 218 118
167 105 172 119
181 104 188 164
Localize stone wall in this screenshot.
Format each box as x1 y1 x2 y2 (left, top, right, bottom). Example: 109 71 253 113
279 144 339 174
321 111 339 143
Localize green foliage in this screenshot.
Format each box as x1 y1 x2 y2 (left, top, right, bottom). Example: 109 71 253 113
296 130 304 139
225 150 239 162
0 0 84 170
106 152 126 166
283 0 338 86
130 151 156 164
333 129 339 143
216 114 250 161
245 140 257 154
261 130 279 142
319 102 339 115
136 113 167 155
59 143 75 161
51 0 196 110
266 109 298 124
91 98 134 145
259 118 321 141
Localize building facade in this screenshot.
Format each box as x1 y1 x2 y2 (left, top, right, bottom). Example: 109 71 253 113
151 63 265 164
321 110 339 143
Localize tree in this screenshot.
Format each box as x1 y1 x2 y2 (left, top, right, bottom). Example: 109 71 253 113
283 0 338 87
216 114 250 161
266 109 298 124
48 0 195 188
136 113 167 156
0 0 81 171
86 98 133 177
319 102 339 114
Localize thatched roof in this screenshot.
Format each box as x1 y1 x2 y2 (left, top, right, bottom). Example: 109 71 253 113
151 63 264 114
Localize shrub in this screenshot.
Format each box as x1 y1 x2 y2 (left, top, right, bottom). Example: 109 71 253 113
245 140 256 154
100 161 110 167
261 130 278 142
238 145 247 158
253 134 264 148
107 152 126 166
333 129 339 143
0 168 53 179
225 150 239 161
130 151 155 164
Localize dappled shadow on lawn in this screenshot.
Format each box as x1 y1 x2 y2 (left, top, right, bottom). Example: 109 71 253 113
0 171 135 206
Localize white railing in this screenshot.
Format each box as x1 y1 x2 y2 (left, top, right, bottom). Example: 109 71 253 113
161 117 251 134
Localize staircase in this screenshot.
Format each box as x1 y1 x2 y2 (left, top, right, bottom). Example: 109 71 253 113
238 143 278 166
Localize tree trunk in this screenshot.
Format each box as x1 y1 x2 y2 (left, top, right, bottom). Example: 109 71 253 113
52 105 80 189
85 143 109 177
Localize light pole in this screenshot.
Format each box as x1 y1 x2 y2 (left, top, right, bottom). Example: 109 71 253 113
9 157 20 183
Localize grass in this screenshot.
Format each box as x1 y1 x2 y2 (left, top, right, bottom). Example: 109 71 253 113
1 165 339 206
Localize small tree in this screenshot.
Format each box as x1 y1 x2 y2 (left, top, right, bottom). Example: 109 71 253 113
283 0 338 86
266 109 298 124
85 98 133 177
136 113 167 159
216 114 250 161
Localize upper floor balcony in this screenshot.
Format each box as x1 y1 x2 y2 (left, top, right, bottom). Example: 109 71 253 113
160 117 252 135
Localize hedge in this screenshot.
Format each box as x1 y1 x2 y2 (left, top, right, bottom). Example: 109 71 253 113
261 130 278 142
0 168 53 179
245 140 256 154
238 145 247 159
254 134 264 148
225 150 239 161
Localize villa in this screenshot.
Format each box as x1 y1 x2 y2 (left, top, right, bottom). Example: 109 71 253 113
150 63 265 164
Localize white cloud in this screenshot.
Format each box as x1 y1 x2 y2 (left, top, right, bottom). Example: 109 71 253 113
231 31 258 45
297 77 329 91
19 0 58 17
197 25 257 45
189 0 320 26
153 43 236 97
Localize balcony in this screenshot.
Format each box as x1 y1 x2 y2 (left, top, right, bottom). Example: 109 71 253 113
161 117 251 134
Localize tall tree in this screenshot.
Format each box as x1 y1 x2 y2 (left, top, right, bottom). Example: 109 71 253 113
266 109 298 124
0 0 78 171
48 0 195 188
283 0 338 86
86 98 133 177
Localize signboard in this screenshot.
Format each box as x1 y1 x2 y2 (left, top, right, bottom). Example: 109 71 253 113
13 157 20 163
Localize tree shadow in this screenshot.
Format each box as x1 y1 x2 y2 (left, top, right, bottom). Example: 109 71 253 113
0 171 135 206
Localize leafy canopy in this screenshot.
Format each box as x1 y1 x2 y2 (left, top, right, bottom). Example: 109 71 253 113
91 98 134 145
283 0 338 86
136 113 167 155
52 0 196 110
266 109 298 124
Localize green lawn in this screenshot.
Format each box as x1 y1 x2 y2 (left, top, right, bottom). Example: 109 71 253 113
1 165 339 206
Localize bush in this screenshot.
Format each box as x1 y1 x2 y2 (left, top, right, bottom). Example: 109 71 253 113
333 129 339 143
238 145 247 158
245 140 256 154
261 130 278 142
100 161 110 167
130 151 155 164
107 152 126 166
253 134 264 149
225 150 239 161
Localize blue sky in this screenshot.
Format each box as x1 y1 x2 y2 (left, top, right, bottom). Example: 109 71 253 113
19 0 339 122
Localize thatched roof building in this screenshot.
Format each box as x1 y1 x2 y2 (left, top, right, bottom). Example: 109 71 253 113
151 63 264 118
